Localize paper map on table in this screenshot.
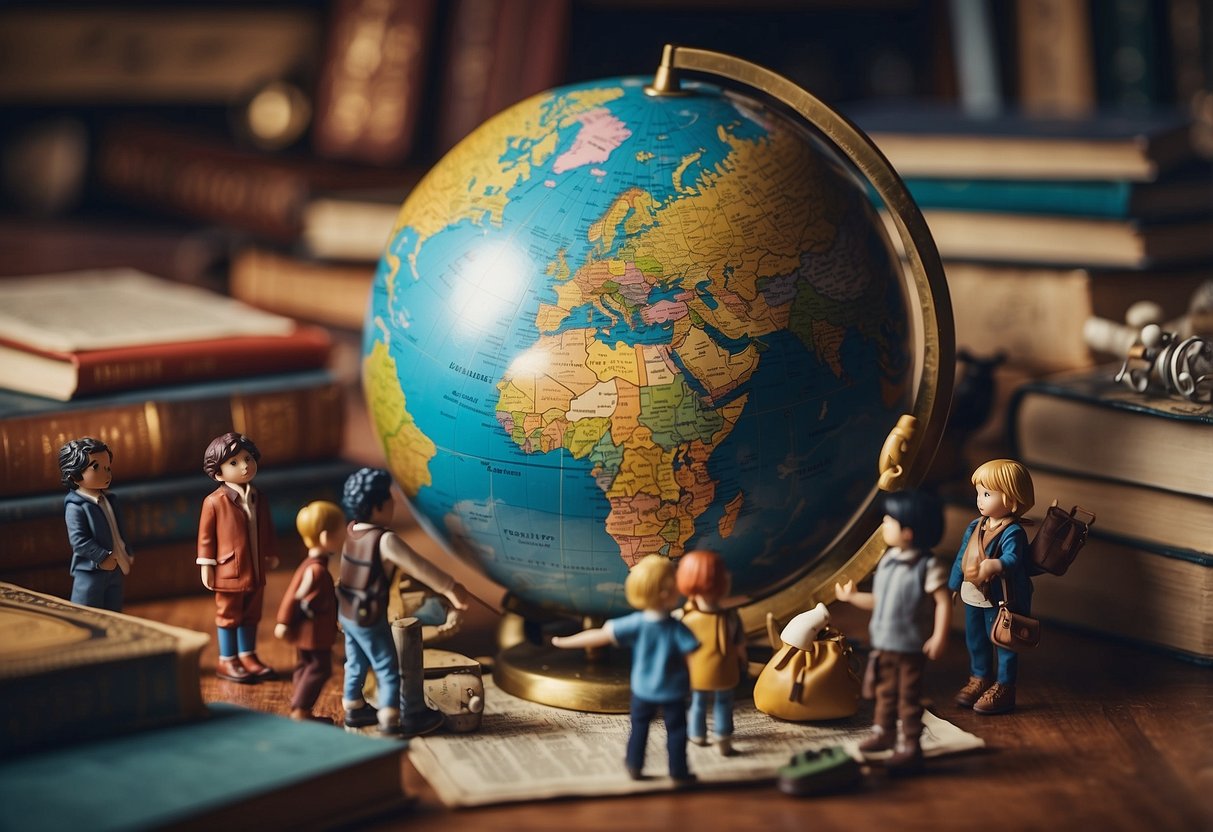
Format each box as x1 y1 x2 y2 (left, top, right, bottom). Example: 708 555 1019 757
409 677 985 806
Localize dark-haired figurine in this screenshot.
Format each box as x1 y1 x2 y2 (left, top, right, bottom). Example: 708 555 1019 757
836 490 950 772
338 467 470 736
197 432 279 684
59 437 132 612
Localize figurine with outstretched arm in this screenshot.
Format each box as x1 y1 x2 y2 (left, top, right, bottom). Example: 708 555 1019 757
196 432 280 684
552 555 700 785
275 500 345 723
337 468 470 737
676 549 746 756
835 490 950 771
946 459 1035 715
60 437 133 612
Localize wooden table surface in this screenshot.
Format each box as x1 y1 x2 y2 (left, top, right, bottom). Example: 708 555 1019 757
128 570 1213 832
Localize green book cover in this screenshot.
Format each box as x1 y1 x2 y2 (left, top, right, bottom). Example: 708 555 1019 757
0 704 408 832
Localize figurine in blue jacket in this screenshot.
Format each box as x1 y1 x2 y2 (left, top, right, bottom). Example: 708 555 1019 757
60 437 133 612
948 458 1035 715
552 554 700 785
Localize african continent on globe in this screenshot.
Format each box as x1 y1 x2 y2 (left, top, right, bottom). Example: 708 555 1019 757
364 76 912 619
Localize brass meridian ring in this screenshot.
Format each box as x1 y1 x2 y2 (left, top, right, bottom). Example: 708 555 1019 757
658 45 956 633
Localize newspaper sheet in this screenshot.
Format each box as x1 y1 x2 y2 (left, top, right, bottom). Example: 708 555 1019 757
409 677 985 807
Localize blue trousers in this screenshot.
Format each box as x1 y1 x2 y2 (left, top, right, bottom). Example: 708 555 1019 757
689 689 735 740
627 696 689 779
70 568 124 612
341 616 400 709
965 604 1019 684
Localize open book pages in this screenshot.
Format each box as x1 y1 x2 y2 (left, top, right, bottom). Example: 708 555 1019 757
409 677 985 807
0 268 295 352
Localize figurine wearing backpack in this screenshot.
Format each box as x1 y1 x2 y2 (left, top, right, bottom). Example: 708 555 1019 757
948 459 1036 716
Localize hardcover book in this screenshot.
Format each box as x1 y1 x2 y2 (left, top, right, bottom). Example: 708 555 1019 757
312 0 438 165
97 122 416 242
849 104 1195 181
0 583 209 755
1009 366 1213 499
230 247 376 331
0 702 408 830
1029 468 1213 558
897 172 1213 220
0 370 344 499
0 460 358 570
918 210 1213 268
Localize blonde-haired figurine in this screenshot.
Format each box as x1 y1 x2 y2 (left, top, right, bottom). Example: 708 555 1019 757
274 500 345 723
947 459 1035 715
552 555 700 785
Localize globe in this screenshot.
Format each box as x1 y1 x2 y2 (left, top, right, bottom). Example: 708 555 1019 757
363 63 939 622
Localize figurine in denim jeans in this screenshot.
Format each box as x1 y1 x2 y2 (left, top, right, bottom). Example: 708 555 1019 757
676 549 745 756
552 555 700 785
947 459 1035 716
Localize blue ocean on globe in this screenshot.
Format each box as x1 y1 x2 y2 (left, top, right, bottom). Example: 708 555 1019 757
363 76 912 618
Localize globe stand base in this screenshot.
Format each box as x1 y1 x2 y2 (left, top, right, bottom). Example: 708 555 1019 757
494 640 631 713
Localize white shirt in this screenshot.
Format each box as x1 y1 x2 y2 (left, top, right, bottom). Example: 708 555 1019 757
78 490 132 574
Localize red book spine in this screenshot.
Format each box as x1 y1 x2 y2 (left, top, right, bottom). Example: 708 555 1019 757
69 327 333 397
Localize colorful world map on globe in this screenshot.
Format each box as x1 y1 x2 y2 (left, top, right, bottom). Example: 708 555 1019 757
364 76 913 618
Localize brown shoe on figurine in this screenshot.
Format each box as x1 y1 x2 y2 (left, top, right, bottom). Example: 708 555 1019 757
216 657 253 684
857 727 895 755
884 740 924 773
954 675 993 708
238 652 276 680
972 682 1016 715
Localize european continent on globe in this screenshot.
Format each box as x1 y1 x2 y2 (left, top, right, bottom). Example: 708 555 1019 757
364 78 910 617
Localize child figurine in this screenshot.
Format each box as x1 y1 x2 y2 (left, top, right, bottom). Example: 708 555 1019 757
948 459 1035 715
676 549 745 756
59 437 133 612
552 554 700 785
274 501 344 723
338 468 470 737
196 432 280 684
835 490 950 771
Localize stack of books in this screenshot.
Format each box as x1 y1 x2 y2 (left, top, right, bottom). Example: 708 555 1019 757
0 269 356 602
0 584 409 826
993 367 1208 665
852 104 1212 446
852 105 1213 664
853 104 1213 458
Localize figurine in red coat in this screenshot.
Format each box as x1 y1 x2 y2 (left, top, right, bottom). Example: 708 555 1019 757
275 501 344 722
197 432 280 684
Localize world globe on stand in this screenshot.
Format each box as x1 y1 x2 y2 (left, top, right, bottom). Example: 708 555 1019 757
363 72 921 621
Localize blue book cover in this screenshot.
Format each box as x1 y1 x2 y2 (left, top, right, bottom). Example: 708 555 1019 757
890 171 1213 220
0 704 408 832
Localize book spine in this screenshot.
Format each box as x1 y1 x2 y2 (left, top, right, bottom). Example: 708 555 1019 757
97 124 309 242
0 380 344 499
71 330 332 398
1094 0 1168 111
901 178 1135 218
312 0 438 165
2 649 189 754
1016 0 1097 116
0 463 352 569
434 0 501 155
229 248 374 330
4 536 309 604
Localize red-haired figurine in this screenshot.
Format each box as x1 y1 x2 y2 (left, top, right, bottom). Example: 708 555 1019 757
676 549 746 756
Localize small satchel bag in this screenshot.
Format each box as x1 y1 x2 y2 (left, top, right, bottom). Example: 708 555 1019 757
990 576 1040 652
754 614 861 721
1030 501 1095 576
